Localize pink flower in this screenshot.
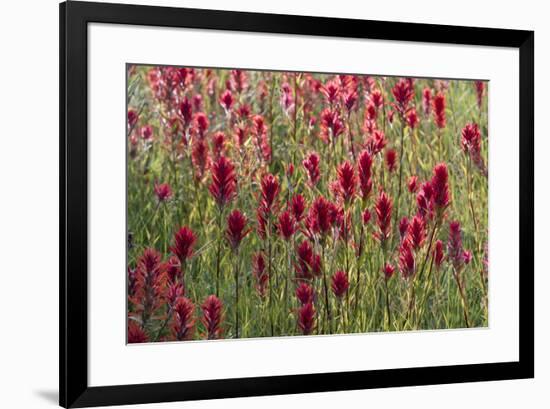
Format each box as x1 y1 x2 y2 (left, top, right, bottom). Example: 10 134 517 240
171 297 195 341
297 302 316 335
252 253 268 298
408 176 419 193
431 163 451 213
383 263 395 280
422 87 432 117
179 97 193 128
140 125 153 141
475 81 485 108
320 108 344 143
260 173 280 213
307 196 334 237
291 194 306 222
296 282 315 305
362 208 371 225
434 239 445 269
219 89 234 112
433 92 446 129
407 215 426 250
170 227 197 263
331 270 349 298
201 295 223 340
385 149 397 173
209 155 237 208
154 183 172 202
127 109 138 129
406 108 419 129
357 150 373 200
399 216 409 241
278 210 296 241
336 161 357 204
295 240 315 281
374 191 393 244
128 321 148 343
321 79 340 105
225 209 249 251
391 78 414 117
398 240 416 279
303 152 320 187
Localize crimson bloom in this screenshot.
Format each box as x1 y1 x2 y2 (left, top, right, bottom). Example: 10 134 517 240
408 176 419 193
385 149 397 173
320 108 344 143
431 163 451 213
336 161 357 203
260 173 280 212
291 194 306 222
362 208 371 225
303 152 320 187
391 78 414 117
383 263 395 280
433 92 446 129
170 227 197 263
331 270 349 298
179 97 193 128
295 240 316 280
448 221 469 271
357 150 373 200
307 196 334 237
374 191 393 244
407 214 426 250
154 182 172 202
406 108 419 129
128 321 148 344
219 89 234 112
297 302 316 335
171 297 196 341
225 209 249 251
252 252 268 298
278 210 296 241
461 122 481 154
475 81 485 108
296 282 315 305
399 216 409 241
201 295 224 340
434 239 445 269
422 87 432 117
209 155 237 208
398 240 416 279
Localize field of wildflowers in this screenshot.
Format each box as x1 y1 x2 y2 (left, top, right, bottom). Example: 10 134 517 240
127 65 488 343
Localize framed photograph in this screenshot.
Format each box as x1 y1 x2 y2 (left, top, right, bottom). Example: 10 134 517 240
60 1 534 407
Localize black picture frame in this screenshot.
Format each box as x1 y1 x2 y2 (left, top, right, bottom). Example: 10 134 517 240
60 1 534 407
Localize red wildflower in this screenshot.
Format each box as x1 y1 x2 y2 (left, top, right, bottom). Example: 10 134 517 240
407 214 426 250
406 108 419 129
296 282 315 305
398 240 416 279
303 152 321 187
233 125 248 149
391 78 414 117
128 321 148 343
365 130 387 155
225 209 249 251
343 90 358 112
320 108 344 143
252 252 268 298
399 216 409 240
260 174 280 213
170 227 197 263
408 176 419 193
191 138 209 180
362 208 371 225
308 196 333 237
154 182 172 202
336 161 357 203
331 270 349 298
374 191 393 244
219 89 234 112
385 149 397 173
431 163 451 212
278 210 296 241
209 155 237 208
140 125 153 141
165 256 181 283
133 248 167 325
422 87 432 117
463 250 472 265
448 221 467 271
357 150 373 200
416 181 434 218
475 81 485 108
433 92 446 129
297 302 316 335
461 122 481 154
193 94 203 111
171 297 195 341
291 194 306 222
166 281 184 307
295 240 315 280
127 109 138 129
212 131 226 158
193 112 209 138
280 82 295 115
434 239 445 269
230 69 248 94
321 79 340 105
370 89 384 110
236 104 251 120
201 295 223 340
383 263 395 280
179 97 193 128
252 115 271 162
